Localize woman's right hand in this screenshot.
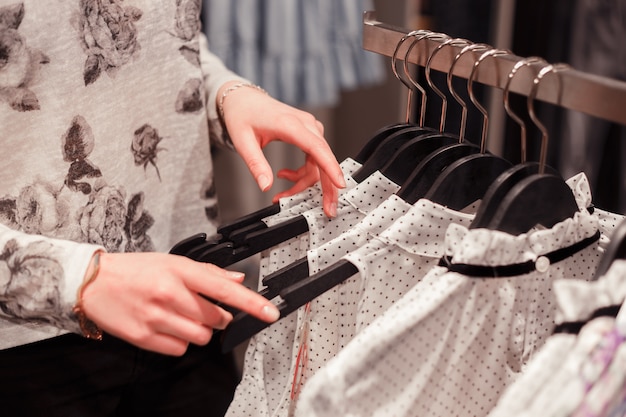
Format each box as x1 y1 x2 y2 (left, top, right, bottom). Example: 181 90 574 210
79 252 279 356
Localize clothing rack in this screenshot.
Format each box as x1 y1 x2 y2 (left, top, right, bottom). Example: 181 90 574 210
362 10 626 126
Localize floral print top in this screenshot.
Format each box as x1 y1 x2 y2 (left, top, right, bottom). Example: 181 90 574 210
0 0 246 349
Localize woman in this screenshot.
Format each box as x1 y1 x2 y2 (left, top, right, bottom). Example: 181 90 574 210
0 1 345 415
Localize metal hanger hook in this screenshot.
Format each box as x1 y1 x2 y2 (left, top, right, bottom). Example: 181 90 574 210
403 31 450 128
528 63 571 174
503 56 548 163
424 37 471 133
448 43 491 140
468 48 511 153
392 29 431 123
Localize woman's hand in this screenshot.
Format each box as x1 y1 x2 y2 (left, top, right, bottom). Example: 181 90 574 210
79 252 280 356
218 81 346 218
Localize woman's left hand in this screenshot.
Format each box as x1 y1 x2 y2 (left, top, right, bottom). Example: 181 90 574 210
217 81 346 218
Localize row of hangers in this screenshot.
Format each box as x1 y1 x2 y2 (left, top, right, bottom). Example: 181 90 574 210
171 29 622 352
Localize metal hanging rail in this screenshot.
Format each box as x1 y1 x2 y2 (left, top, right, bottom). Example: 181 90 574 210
362 10 626 126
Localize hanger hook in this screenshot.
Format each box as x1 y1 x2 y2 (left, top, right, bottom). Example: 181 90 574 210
403 31 450 128
392 29 431 124
503 56 547 163
447 43 491 140
468 48 510 153
423 37 471 133
528 63 571 174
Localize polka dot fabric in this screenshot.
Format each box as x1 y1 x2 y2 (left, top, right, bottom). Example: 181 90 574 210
226 171 399 417
275 195 412 415
295 174 608 417
273 197 477 415
345 198 475 333
227 159 359 417
488 260 626 417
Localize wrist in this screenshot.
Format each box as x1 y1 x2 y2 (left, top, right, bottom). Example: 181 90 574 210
73 250 104 341
217 81 268 122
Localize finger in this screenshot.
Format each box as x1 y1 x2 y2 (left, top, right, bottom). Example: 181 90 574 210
151 310 217 346
134 286 225 346
134 263 235 332
272 172 318 202
319 170 339 218
276 168 304 182
186 263 280 323
272 182 308 203
172 290 234 330
231 128 274 191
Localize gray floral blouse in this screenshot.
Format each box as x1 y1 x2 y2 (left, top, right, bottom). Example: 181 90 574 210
0 0 246 349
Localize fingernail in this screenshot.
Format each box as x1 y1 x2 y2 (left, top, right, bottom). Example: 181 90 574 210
257 174 271 191
338 176 347 188
328 202 337 218
262 305 280 322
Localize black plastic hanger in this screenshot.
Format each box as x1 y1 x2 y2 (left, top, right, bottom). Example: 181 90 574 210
210 257 312 322
216 123 415 240
425 153 512 210
485 64 580 235
220 258 359 352
174 215 309 267
395 142 481 204
486 173 579 234
365 131 459 185
351 126 437 182
354 123 419 163
469 162 558 228
216 204 281 240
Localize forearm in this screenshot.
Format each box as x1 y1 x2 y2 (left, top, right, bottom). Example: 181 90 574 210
0 223 104 335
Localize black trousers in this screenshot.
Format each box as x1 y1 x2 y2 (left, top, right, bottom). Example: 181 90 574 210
0 333 239 417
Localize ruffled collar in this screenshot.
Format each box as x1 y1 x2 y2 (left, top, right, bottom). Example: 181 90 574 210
444 173 599 266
